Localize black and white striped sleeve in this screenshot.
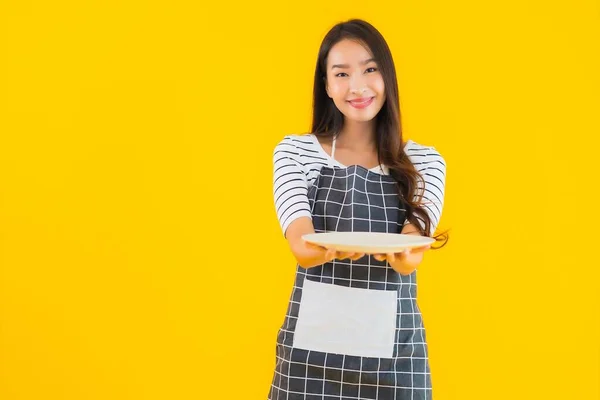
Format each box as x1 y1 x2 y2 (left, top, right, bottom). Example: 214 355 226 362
273 137 312 237
410 148 447 235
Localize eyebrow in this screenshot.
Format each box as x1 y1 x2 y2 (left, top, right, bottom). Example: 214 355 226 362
331 58 377 69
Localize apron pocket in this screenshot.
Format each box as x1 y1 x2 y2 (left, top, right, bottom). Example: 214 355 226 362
293 279 397 358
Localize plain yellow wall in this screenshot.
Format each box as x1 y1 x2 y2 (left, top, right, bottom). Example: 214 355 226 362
1 1 599 399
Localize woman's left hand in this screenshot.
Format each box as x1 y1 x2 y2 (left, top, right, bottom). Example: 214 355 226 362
373 244 431 275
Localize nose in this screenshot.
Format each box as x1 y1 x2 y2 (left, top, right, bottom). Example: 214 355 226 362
349 75 368 95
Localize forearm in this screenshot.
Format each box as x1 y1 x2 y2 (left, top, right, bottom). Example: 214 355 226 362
285 217 331 269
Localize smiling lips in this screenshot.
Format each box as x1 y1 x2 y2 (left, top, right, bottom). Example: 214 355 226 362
347 97 375 109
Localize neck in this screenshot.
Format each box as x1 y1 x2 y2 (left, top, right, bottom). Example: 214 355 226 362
335 119 377 151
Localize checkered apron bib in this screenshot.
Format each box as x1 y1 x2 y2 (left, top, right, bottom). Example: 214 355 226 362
269 138 432 400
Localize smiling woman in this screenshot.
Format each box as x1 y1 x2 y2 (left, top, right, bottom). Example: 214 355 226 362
267 19 448 400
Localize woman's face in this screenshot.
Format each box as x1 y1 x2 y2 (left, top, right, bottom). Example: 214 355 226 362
325 39 386 123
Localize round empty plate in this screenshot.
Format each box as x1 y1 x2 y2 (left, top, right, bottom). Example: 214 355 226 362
302 232 435 254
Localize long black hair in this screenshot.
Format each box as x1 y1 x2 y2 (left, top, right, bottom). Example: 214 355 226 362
311 19 448 246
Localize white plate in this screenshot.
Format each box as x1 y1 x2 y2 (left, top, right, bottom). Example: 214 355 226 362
302 232 435 254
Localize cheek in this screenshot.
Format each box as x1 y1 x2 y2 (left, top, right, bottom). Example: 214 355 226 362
371 76 385 95
328 80 347 99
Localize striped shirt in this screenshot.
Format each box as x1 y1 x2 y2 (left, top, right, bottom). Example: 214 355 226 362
273 133 446 236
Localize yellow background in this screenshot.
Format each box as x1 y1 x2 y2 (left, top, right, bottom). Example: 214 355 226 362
1 1 599 399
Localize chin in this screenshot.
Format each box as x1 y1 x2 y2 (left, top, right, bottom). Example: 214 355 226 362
352 115 378 122
343 109 381 122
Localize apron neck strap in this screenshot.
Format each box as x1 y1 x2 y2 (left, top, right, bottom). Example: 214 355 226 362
331 135 337 162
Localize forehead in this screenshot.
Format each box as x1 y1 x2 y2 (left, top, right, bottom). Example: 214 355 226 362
326 39 374 67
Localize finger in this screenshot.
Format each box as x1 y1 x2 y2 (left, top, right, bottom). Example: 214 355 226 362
373 254 386 262
387 253 396 263
339 252 355 260
325 248 337 261
350 253 365 261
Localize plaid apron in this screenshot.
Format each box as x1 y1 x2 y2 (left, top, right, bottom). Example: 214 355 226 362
269 138 432 399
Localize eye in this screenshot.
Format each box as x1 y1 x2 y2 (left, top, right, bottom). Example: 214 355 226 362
366 67 378 73
335 72 348 77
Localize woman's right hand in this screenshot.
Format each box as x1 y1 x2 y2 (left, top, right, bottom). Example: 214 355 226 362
286 217 365 269
304 242 365 262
